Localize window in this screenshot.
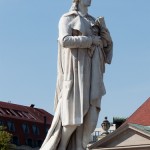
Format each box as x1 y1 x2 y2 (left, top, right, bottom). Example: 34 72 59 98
32 125 39 135
7 121 15 132
16 110 24 117
6 109 16 116
21 111 30 118
28 113 36 120
10 109 18 117
37 140 42 147
13 136 19 145
22 123 29 134
26 138 33 147
0 108 5 115
3 108 11 115
32 140 38 148
32 140 42 148
0 120 4 126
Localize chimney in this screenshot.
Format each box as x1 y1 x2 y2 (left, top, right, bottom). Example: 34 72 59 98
30 104 35 108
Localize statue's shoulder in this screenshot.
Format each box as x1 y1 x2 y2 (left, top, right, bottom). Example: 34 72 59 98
59 11 78 24
62 11 78 18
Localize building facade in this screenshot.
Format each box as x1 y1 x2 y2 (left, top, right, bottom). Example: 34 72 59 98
90 124 116 142
0 101 53 149
89 97 150 150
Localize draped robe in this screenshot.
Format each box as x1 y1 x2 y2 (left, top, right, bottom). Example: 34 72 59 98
40 11 113 150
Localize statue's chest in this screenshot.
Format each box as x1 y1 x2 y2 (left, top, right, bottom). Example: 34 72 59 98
71 15 99 36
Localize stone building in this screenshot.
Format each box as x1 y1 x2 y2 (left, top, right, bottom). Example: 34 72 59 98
89 97 150 150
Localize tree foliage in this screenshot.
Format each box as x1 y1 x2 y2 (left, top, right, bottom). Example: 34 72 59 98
113 117 127 129
0 126 13 150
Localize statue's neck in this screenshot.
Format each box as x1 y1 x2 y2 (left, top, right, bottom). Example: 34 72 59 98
78 4 88 17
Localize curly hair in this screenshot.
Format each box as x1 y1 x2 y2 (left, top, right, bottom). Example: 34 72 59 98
73 0 80 3
70 0 80 11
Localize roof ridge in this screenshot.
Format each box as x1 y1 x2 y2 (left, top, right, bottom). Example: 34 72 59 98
0 101 53 124
0 101 30 108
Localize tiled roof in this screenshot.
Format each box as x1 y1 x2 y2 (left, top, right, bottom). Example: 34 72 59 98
0 101 53 124
124 97 150 126
130 123 150 135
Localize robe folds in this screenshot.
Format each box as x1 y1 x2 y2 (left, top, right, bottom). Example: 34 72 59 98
40 11 113 150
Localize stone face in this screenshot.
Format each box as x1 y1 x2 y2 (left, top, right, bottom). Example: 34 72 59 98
40 0 113 150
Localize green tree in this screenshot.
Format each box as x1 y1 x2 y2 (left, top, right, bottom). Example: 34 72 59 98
0 126 14 150
113 117 127 129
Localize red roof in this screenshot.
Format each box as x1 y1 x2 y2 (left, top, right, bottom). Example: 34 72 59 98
0 101 53 124
125 97 150 126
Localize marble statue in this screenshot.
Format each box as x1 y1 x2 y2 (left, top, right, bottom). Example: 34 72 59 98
40 0 113 149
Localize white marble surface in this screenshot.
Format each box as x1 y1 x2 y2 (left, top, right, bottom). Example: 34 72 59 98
40 0 113 149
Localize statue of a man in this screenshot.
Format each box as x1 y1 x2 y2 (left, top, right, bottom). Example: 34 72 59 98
40 0 113 149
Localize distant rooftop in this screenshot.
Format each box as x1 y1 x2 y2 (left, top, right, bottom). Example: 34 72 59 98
124 97 150 126
0 101 53 124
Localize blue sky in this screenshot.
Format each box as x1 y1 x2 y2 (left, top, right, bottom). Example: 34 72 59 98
0 0 150 126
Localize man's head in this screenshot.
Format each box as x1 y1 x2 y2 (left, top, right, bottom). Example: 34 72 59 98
70 0 91 11
73 0 80 3
73 0 91 7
